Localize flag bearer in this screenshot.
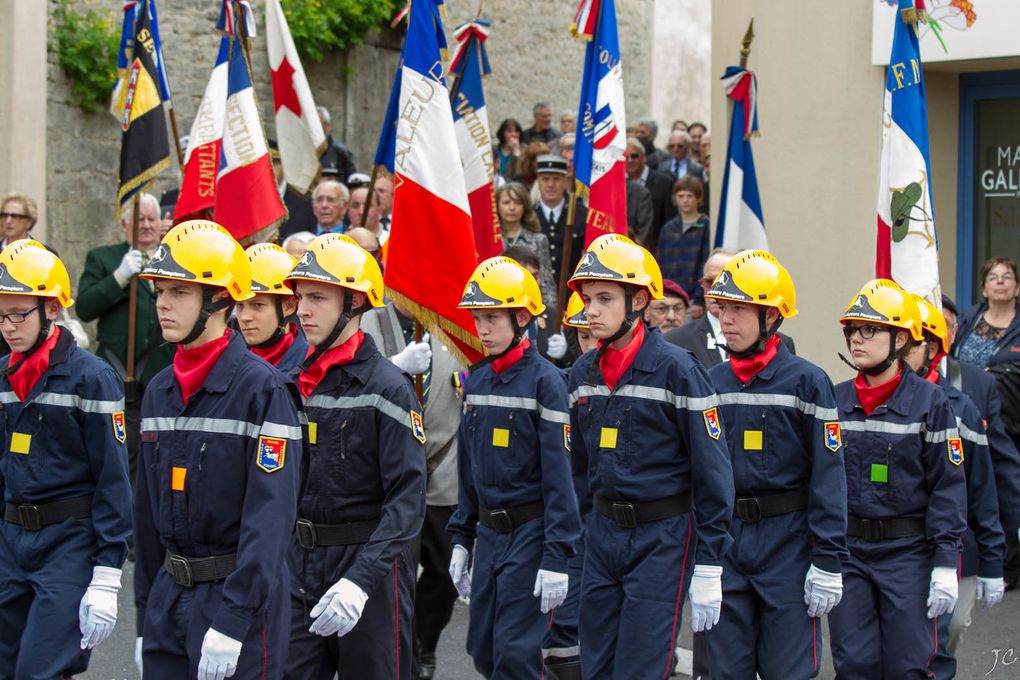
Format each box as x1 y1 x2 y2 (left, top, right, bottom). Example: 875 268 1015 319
0 240 131 679
282 233 426 680
447 256 581 679
702 250 847 679
908 296 1005 680
133 221 305 680
566 234 734 678
828 279 966 680
238 243 307 375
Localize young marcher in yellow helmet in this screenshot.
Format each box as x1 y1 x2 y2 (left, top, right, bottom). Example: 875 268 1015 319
562 290 598 355
447 256 581 679
282 233 425 679
702 250 847 679
133 221 305 680
0 240 131 678
566 234 734 677
238 243 307 374
828 279 966 678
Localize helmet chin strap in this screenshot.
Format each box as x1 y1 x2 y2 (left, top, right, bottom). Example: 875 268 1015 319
585 289 641 385
249 298 289 350
717 308 782 359
2 303 52 377
300 293 371 372
837 330 899 376
176 287 235 348
468 310 527 374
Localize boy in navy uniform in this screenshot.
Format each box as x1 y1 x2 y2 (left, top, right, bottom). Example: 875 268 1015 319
0 241 131 679
567 234 734 678
133 221 305 680
448 256 581 679
238 243 308 375
282 234 426 679
703 250 847 679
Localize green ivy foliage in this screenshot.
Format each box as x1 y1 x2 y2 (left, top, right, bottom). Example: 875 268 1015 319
50 0 121 114
283 0 400 62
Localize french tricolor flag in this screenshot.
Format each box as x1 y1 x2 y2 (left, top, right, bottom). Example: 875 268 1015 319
715 66 767 251
375 0 483 365
875 0 941 304
175 38 227 220
449 19 502 262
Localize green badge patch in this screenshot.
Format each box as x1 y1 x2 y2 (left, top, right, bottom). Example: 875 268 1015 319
870 463 888 484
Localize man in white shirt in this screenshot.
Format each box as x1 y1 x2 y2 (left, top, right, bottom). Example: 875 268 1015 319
534 155 585 282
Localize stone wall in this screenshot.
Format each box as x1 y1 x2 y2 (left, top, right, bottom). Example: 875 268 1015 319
45 0 654 293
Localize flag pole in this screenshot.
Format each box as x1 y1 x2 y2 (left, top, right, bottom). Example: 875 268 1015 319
360 164 383 228
125 194 141 399
739 19 754 67
555 191 580 333
167 105 185 169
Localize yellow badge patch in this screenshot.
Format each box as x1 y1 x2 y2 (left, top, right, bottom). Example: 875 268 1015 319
492 428 510 448
411 411 427 444
256 436 286 473
743 430 763 451
111 412 126 444
10 432 30 455
171 466 187 491
563 425 571 452
948 437 964 467
600 427 618 449
307 421 318 445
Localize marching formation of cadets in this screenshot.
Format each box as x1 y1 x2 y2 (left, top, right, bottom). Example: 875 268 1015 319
0 219 1016 680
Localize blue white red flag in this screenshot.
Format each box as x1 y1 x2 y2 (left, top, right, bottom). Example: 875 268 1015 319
111 0 172 118
374 0 483 365
450 20 502 261
714 66 767 251
875 0 941 304
572 0 628 246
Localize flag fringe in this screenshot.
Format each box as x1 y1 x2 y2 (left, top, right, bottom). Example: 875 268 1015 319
385 289 482 366
116 156 171 220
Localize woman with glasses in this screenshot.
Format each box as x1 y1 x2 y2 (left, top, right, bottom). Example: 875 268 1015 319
1 192 38 250
829 279 967 680
953 256 1020 369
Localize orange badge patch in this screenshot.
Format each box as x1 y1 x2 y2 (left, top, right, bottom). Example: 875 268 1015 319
410 411 427 444
947 437 964 467
824 422 842 452
703 407 721 440
257 436 286 473
112 412 127 444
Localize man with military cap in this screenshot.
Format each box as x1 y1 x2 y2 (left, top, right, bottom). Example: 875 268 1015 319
534 154 586 282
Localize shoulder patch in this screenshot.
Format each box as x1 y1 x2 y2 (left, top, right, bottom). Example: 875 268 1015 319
410 410 427 444
257 436 286 473
563 424 571 452
112 412 127 444
703 407 721 440
947 437 964 467
824 422 842 452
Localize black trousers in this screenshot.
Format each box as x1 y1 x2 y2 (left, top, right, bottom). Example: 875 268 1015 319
414 505 459 657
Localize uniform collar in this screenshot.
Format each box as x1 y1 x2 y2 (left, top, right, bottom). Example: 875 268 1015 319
738 337 788 383
856 364 920 417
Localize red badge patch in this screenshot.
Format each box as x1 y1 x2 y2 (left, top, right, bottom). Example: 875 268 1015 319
257 436 286 473
824 422 842 452
563 424 571 452
410 411 427 444
111 412 126 444
703 407 721 440
947 438 964 467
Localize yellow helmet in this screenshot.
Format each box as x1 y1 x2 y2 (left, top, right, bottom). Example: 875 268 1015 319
283 233 385 307
562 291 589 329
458 256 546 316
246 243 297 297
840 279 923 342
911 294 949 354
141 220 254 301
0 240 73 307
567 233 663 299
704 249 798 318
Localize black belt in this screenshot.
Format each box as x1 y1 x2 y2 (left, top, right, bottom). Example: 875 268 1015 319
733 488 809 523
295 518 380 549
478 501 544 533
594 491 693 529
4 495 92 531
164 552 237 588
847 514 925 542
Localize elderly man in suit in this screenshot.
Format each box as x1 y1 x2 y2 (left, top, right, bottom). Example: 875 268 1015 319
360 301 465 680
76 192 174 485
664 129 706 185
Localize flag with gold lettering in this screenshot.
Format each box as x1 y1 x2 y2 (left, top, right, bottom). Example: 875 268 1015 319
116 0 171 213
111 0 172 119
876 0 941 304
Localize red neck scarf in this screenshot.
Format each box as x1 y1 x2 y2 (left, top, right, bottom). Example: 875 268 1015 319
599 321 646 391
490 337 531 375
728 334 781 384
250 324 298 367
9 326 62 401
173 330 232 405
854 365 903 416
298 330 364 398
923 351 946 384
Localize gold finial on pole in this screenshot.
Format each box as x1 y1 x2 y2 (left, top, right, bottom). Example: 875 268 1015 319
739 19 755 67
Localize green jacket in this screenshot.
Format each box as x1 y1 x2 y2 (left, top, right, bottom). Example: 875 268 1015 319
76 242 173 390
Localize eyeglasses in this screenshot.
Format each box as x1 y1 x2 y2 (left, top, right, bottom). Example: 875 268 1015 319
0 305 40 324
842 324 888 340
0 212 31 220
699 276 717 289
649 303 686 315
985 273 1016 283
626 153 642 160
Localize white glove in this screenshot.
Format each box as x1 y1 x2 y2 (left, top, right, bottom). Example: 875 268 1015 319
78 566 121 649
308 578 369 637
391 333 432 375
926 566 959 619
533 569 569 613
689 564 723 632
197 627 242 680
546 333 568 360
803 565 843 618
135 637 143 677
976 576 1005 611
449 544 471 599
113 248 144 287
